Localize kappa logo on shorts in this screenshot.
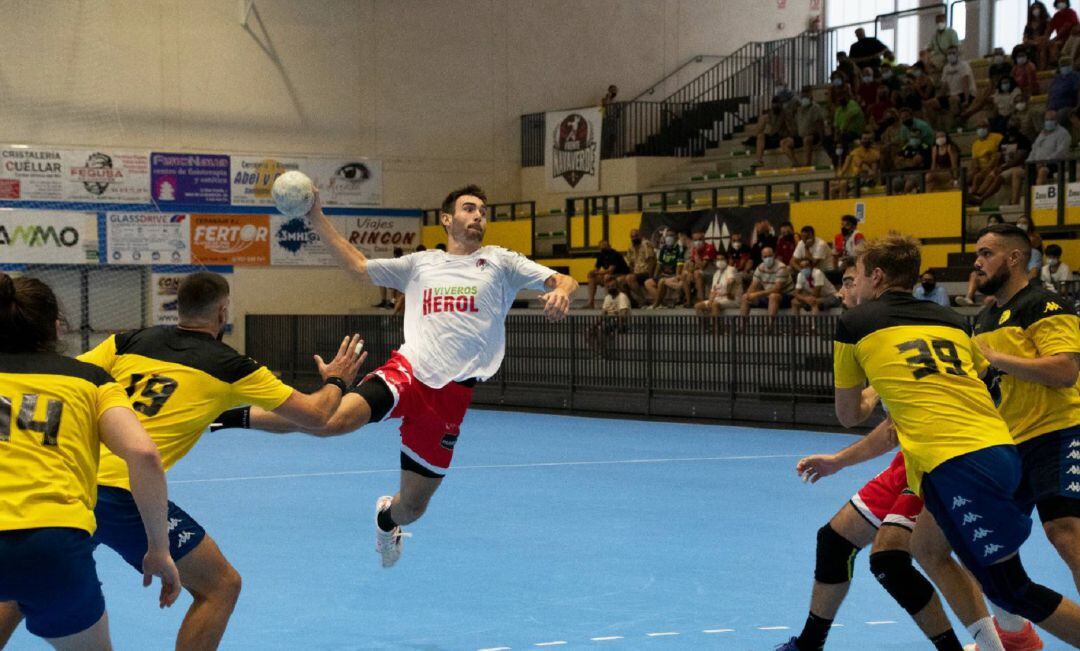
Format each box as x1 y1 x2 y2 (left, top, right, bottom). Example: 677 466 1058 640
962 512 982 525
440 433 458 451
1068 450 1080 461
168 517 181 531
176 531 195 548
983 543 1003 557
1067 482 1080 493
972 527 994 541
952 496 972 509
1068 465 1080 476
1069 439 1080 448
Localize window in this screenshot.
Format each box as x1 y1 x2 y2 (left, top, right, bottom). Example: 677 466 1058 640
993 0 1027 51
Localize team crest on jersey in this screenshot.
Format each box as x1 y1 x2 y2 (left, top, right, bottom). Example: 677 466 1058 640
998 309 1011 325
476 258 488 269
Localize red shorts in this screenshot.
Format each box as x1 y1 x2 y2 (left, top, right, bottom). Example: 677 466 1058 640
368 351 474 477
850 451 924 530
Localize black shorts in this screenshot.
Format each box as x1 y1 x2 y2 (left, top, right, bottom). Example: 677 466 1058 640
762 133 782 150
632 272 650 284
1016 424 1080 523
94 485 207 571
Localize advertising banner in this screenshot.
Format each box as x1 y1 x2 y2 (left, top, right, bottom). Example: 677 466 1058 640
62 149 151 203
0 210 99 264
151 267 233 326
269 214 335 266
190 214 270 266
333 215 421 259
231 156 305 206
544 106 602 193
304 158 382 207
0 146 65 200
151 152 231 205
1032 184 1058 211
106 212 191 265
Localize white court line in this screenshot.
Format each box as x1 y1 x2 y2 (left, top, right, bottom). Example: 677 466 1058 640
170 454 804 485
535 642 567 647
703 629 734 634
479 648 511 651
866 621 897 625
757 626 790 630
591 636 623 641
646 632 679 637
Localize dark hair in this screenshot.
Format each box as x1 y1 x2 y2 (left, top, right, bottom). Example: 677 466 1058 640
415 244 427 252
436 243 447 251
780 221 794 230
801 225 816 235
856 234 921 290
840 256 856 271
987 213 1004 225
841 214 858 227
178 272 230 321
921 269 937 279
976 223 1032 264
393 247 404 258
0 273 60 353
1046 243 1063 257
440 184 487 217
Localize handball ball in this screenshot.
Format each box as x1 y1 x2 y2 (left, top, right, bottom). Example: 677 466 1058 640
271 171 315 217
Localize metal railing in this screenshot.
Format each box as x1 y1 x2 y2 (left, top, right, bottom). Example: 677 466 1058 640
629 54 727 102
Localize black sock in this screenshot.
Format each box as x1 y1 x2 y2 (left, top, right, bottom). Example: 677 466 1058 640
377 505 397 532
929 630 962 651
795 612 832 651
210 406 250 432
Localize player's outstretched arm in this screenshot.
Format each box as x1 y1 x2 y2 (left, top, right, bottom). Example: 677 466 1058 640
98 406 181 609
796 416 898 483
307 190 370 282
271 334 367 430
977 338 1080 388
540 273 578 322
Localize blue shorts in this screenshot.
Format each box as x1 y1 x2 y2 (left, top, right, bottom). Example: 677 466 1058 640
0 527 105 638
1016 424 1080 523
922 445 1032 568
93 485 206 571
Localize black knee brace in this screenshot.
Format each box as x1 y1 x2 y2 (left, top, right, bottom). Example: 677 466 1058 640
869 550 935 616
351 374 395 423
979 555 1063 624
815 524 860 584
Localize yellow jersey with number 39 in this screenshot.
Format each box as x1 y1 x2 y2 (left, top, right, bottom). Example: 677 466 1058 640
833 291 1014 494
78 326 293 490
0 352 132 533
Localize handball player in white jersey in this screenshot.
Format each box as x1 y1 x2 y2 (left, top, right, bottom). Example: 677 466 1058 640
229 185 577 567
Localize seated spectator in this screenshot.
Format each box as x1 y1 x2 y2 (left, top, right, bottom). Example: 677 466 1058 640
909 62 936 104
1030 110 1073 185
857 67 880 109
781 86 827 167
926 13 960 71
966 120 1004 204
749 219 778 266
681 231 717 307
831 132 881 198
1009 94 1040 141
893 133 931 193
835 51 859 86
1050 0 1080 62
739 247 794 318
899 106 934 147
1020 217 1045 280
1041 243 1072 291
925 131 960 192
849 28 888 70
990 76 1022 133
875 108 904 171
979 125 1031 206
792 225 835 271
725 232 755 287
833 214 865 264
587 277 630 354
1063 22 1080 62
913 270 950 307
618 228 656 306
791 257 841 316
1012 45 1040 98
1024 1 1051 69
1048 56 1080 120
880 64 901 95
828 72 854 107
939 46 976 116
644 230 684 309
585 239 631 309
775 221 797 265
866 85 894 127
825 88 865 167
695 258 741 317
750 97 793 167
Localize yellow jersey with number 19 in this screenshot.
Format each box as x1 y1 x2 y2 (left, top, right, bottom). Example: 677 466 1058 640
0 352 132 534
833 291 1014 495
78 326 293 490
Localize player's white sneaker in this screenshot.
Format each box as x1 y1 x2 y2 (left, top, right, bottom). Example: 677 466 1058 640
374 495 409 568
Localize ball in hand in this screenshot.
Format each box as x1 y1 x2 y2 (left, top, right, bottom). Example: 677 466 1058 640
271 171 316 217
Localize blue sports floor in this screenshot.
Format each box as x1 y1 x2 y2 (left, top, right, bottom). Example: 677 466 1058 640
9 410 1076 650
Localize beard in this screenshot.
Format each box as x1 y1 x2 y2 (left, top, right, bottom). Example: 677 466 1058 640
976 267 1008 295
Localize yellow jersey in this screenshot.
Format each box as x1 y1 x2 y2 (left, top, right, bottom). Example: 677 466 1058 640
834 291 1014 494
0 352 132 534
972 282 1080 444
79 326 294 490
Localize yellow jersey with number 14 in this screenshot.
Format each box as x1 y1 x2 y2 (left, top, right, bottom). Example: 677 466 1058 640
78 326 293 490
833 291 1014 495
0 352 132 534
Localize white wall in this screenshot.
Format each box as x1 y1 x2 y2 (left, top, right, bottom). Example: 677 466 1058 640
0 0 816 209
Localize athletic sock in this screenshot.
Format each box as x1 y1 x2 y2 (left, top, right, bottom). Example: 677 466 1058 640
989 602 1026 633
209 406 250 432
929 630 962 651
967 616 1005 651
795 612 832 651
377 505 398 532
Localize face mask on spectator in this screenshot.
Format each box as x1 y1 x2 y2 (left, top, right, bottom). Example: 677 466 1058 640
694 240 704 249
908 137 921 147
999 82 1012 92
1049 257 1061 266
835 146 844 156
947 54 958 64
1016 102 1027 111
862 75 873 83
716 260 728 272
937 22 946 31
977 128 989 138
922 281 936 292
1045 120 1059 131
763 256 775 267
1017 56 1028 65
800 267 812 279
832 78 843 87
882 69 893 79
1062 65 1074 74
911 69 923 78
800 96 812 107
1058 2 1067 9
994 55 1004 64
936 136 947 146
665 236 676 246
731 241 742 251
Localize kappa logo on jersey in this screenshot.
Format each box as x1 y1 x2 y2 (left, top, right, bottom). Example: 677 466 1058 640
962 512 982 525
971 527 993 541
983 543 1003 558
551 113 598 188
952 495 972 509
1045 301 1062 313
422 287 480 316
998 309 1012 326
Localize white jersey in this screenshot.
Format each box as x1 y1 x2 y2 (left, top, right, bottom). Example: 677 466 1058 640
366 246 556 388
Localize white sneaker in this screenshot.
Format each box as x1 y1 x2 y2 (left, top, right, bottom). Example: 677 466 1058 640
374 495 409 568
